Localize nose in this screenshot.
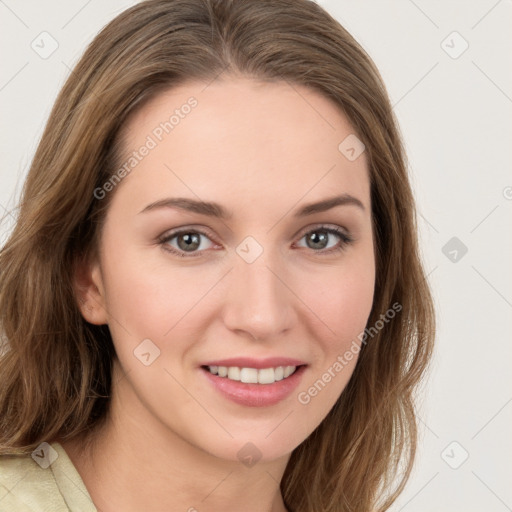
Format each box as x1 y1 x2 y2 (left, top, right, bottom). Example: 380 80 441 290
221 254 295 341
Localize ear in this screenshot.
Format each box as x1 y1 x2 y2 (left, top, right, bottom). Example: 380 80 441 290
73 254 109 326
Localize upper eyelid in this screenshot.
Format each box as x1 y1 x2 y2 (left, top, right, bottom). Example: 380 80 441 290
159 225 219 244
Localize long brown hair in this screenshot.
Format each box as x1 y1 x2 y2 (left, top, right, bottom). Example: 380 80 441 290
0 1 435 510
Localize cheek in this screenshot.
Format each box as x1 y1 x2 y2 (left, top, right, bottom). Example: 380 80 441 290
99 238 215 348
298 250 375 347
293 267 374 422
329 271 375 339
293 250 375 390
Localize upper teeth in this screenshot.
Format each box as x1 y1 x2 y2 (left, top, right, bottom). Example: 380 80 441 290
207 365 297 384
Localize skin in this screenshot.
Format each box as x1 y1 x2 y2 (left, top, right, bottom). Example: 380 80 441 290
61 77 375 512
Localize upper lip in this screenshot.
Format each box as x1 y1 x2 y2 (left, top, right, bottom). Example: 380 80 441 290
201 357 307 369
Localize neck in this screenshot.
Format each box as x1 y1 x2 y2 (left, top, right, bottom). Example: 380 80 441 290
60 364 290 512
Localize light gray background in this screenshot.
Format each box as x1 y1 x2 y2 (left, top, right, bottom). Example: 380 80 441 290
1 1 511 510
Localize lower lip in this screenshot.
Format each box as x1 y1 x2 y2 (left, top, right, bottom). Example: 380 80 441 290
201 365 307 407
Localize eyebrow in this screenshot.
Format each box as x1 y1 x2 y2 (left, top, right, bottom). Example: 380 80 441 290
138 194 365 219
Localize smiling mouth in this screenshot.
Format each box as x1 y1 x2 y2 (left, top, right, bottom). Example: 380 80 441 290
201 365 302 385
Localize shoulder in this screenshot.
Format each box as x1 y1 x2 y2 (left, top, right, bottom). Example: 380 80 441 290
0 446 64 511
0 442 95 512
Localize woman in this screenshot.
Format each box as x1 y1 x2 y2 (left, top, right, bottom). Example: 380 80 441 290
0 0 435 511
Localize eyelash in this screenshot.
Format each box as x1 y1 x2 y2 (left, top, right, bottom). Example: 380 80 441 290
158 225 354 258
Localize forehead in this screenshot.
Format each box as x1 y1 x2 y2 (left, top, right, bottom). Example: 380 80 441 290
112 77 370 216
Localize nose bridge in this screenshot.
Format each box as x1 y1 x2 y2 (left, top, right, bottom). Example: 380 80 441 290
222 246 294 339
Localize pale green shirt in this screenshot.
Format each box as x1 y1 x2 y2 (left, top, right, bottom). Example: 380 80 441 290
0 442 95 512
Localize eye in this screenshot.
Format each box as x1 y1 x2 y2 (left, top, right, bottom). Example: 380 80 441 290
158 225 354 258
295 226 354 254
159 228 217 257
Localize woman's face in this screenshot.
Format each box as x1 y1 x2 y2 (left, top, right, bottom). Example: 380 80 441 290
81 77 375 463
